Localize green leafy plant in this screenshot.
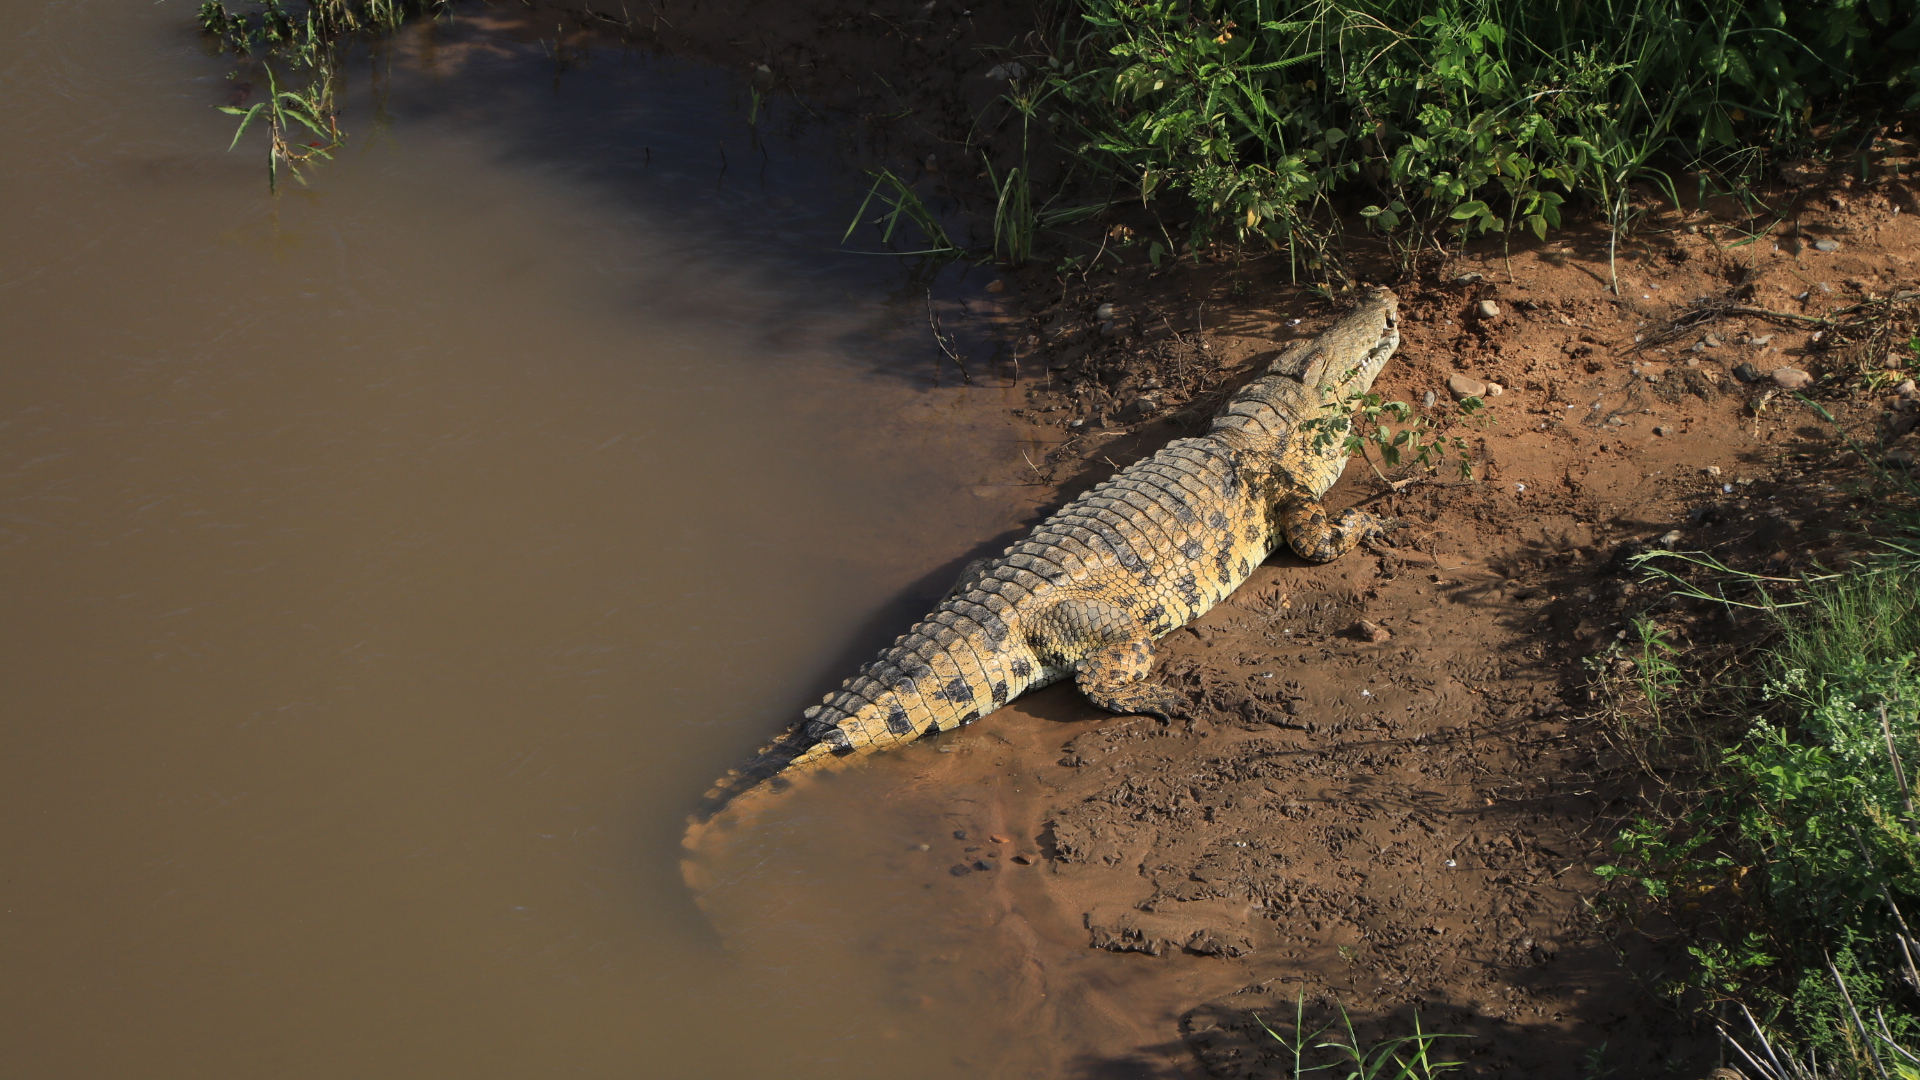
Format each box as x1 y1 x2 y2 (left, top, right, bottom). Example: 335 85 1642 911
1044 0 1920 280
197 0 447 191
1302 385 1483 482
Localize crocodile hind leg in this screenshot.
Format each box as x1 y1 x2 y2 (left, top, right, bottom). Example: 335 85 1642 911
1075 638 1190 720
1280 495 1394 563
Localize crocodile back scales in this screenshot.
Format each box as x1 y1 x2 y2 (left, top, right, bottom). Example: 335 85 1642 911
691 289 1399 820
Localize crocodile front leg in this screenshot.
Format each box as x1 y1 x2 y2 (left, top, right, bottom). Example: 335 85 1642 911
1075 638 1189 719
1279 495 1394 564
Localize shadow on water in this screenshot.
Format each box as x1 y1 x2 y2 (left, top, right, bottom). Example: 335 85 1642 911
328 10 1019 387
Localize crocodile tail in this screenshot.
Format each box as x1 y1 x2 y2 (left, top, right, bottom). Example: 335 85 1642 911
688 604 1029 828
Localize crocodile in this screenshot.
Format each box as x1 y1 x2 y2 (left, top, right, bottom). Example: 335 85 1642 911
694 287 1401 821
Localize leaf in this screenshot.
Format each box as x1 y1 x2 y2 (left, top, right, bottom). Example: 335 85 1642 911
223 102 266 151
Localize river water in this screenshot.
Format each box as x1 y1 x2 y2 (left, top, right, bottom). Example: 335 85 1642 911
0 6 1104 1076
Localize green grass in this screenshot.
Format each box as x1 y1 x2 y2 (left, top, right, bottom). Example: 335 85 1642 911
197 0 447 189
1255 993 1467 1079
1597 469 1920 1077
1038 0 1920 280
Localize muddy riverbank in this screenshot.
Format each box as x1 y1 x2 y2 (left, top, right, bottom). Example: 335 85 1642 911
587 3 1920 1077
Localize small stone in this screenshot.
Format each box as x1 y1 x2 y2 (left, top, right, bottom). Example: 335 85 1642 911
989 834 1009 844
1475 299 1501 320
1704 465 1722 476
1703 333 1723 348
950 864 972 876
1812 239 1841 252
1771 366 1814 390
1686 358 1700 367
1888 354 1908 370
1657 529 1684 548
1749 334 1773 346
1422 390 1437 409
972 860 995 872
985 279 1006 294
1094 302 1115 321
1887 449 1918 469
1011 853 1034 865
1447 374 1489 400
1653 425 1673 436
1355 620 1391 643
1067 418 1085 429
925 154 939 173
1483 382 1504 397
983 62 1027 81
953 830 968 840
1897 379 1917 399
1733 361 1764 383
1453 272 1483 285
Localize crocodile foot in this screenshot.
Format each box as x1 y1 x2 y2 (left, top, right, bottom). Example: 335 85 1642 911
1075 639 1190 720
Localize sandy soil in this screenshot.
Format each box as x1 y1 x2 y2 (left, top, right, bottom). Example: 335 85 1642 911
544 1 1920 1074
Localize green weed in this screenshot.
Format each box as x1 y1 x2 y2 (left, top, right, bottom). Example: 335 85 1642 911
197 0 446 190
1254 992 1468 1079
1301 383 1483 482
1597 526 1920 1074
1045 0 1920 280
842 169 962 257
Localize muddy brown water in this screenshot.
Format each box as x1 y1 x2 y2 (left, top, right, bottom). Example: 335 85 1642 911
0 6 1092 1077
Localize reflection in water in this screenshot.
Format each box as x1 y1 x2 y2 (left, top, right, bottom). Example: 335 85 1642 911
0 6 1087 1078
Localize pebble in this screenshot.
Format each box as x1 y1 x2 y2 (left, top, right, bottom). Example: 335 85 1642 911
1888 449 1918 468
1703 333 1722 348
1812 239 1841 252
1484 382 1504 397
1068 418 1085 429
1653 425 1673 436
1889 354 1909 370
1475 299 1501 320
1454 272 1484 284
1355 619 1392 643
1733 362 1764 383
1011 854 1034 865
1446 374 1488 399
1771 366 1814 390
1747 334 1773 346
1897 379 1918 399
1094 302 1115 321
1422 390 1437 409
985 279 1006 294
1657 529 1684 548
1704 465 1722 477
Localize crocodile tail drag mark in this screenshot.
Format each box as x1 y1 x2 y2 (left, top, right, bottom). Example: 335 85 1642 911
687 288 1400 838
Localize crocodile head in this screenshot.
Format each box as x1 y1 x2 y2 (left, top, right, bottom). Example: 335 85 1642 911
1298 286 1401 406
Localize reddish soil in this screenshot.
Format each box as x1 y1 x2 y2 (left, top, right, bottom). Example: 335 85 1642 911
554 1 1920 1075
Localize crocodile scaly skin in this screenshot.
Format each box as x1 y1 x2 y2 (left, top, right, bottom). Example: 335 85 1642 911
695 288 1400 816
